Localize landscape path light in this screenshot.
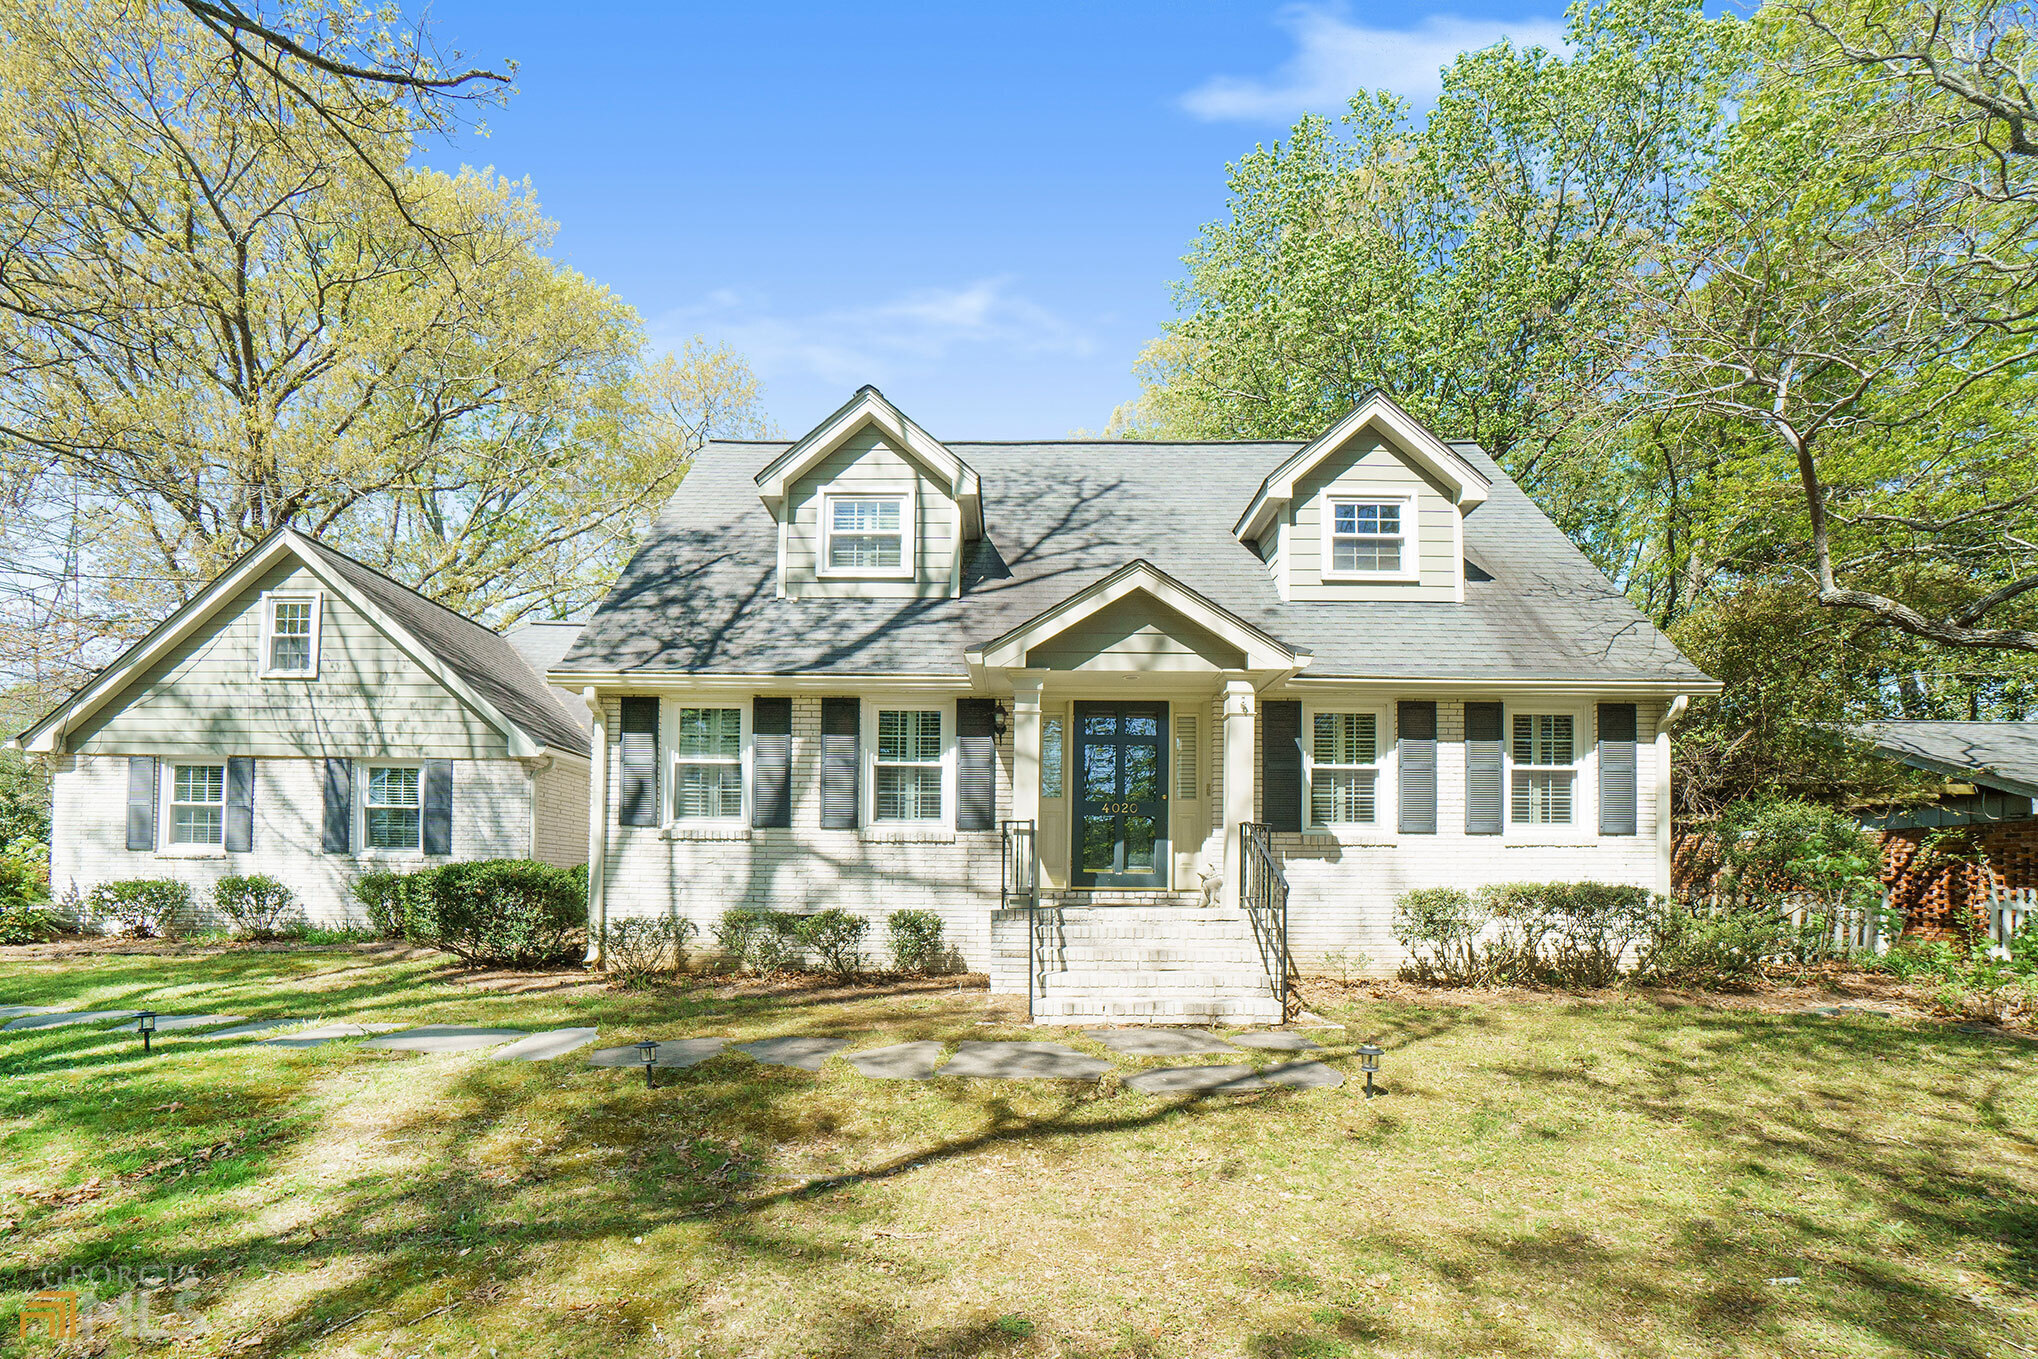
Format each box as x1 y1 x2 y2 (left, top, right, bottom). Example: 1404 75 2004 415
637 1039 660 1088
136 1011 158 1055
1357 1044 1382 1099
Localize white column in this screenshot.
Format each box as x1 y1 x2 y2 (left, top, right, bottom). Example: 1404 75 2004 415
1221 676 1256 907
1656 705 1677 897
1012 678 1042 894
583 688 609 966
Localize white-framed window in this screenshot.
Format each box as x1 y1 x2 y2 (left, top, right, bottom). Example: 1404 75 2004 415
874 707 944 822
1511 713 1577 825
1322 498 1411 579
821 492 911 577
674 706 744 820
1041 714 1064 798
364 764 423 849
1307 710 1384 827
259 592 320 677
167 763 226 846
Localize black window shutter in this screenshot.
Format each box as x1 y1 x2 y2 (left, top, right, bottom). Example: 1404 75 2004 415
821 697 860 829
322 757 352 853
1599 703 1639 836
125 756 156 850
225 756 255 853
1398 701 1438 834
1260 700 1302 833
957 698 997 831
1464 702 1504 835
618 697 660 827
422 759 453 855
752 697 792 829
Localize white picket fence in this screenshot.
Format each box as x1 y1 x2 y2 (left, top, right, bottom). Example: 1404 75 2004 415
1987 887 2038 959
1690 891 1889 955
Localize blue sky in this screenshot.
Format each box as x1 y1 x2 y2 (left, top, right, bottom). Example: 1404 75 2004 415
424 2 1568 438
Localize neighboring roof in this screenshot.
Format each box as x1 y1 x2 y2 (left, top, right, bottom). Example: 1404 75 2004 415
1846 721 2038 800
16 531 590 759
505 620 593 734
560 435 1714 687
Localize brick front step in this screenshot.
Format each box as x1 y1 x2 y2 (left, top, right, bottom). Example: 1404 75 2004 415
989 904 1282 1025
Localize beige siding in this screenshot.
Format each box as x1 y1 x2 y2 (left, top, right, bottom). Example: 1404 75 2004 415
1023 596 1247 672
532 757 591 868
67 561 510 759
783 427 956 599
1289 434 1460 601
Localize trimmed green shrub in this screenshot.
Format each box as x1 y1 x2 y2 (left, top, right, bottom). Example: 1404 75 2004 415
1392 887 1486 983
87 879 191 938
0 837 49 912
792 909 868 979
213 874 295 939
353 870 434 941
601 916 698 985
715 907 796 973
1480 882 1657 987
0 902 61 944
887 909 945 973
1637 899 1798 988
418 859 585 965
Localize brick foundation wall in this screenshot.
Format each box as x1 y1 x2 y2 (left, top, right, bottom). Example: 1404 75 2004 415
1876 818 2038 940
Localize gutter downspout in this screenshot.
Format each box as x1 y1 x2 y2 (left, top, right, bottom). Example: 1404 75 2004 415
1656 695 1692 898
582 689 608 968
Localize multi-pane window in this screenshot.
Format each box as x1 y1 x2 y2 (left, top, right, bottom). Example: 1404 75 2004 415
826 495 906 572
170 763 226 845
1327 500 1404 575
1309 712 1379 825
1511 714 1576 825
266 596 316 674
1041 715 1064 798
676 707 743 819
876 709 943 821
365 765 422 849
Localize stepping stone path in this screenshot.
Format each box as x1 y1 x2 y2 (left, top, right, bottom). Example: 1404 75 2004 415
0 1006 58 1020
490 1028 599 1062
1085 1028 1240 1056
938 1041 1111 1080
589 1037 727 1070
1230 1031 1320 1052
362 1025 528 1053
120 1014 248 1033
257 1022 406 1050
733 1036 848 1071
4 1010 140 1032
1805 1005 1892 1018
1124 1059 1345 1096
846 1041 946 1081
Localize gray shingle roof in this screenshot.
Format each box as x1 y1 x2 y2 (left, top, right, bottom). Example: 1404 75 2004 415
301 541 591 756
559 438 1713 686
1846 721 2038 799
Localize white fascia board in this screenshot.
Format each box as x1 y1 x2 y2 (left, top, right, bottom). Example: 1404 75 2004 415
755 388 982 537
967 561 1309 673
553 672 976 696
1278 676 1723 698
1233 392 1492 543
16 531 304 753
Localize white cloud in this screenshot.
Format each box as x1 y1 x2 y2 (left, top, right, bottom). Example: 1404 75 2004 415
1180 4 1567 122
655 277 1093 388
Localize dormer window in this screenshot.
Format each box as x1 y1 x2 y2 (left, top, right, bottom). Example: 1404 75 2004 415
1324 498 1409 579
822 492 911 577
260 592 320 678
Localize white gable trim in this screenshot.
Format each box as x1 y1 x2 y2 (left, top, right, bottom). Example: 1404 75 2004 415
14 530 540 758
964 560 1311 675
1233 391 1491 544
754 386 983 539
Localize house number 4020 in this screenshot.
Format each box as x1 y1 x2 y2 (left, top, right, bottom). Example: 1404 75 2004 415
1098 801 1141 814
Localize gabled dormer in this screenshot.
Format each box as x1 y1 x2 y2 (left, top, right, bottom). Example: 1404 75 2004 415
755 386 982 601
1234 392 1491 604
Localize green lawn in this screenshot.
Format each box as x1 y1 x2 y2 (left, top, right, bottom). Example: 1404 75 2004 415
1 945 2035 1358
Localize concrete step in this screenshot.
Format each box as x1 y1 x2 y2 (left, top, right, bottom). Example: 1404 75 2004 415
1040 969 1275 990
1031 996 1284 1024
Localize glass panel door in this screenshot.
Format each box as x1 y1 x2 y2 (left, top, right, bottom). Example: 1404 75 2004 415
1072 701 1169 888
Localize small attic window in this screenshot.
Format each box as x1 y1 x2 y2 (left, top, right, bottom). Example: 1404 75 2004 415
821 493 911 577
1324 498 1413 580
259 592 320 678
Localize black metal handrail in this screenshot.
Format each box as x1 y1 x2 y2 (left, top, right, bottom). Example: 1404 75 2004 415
1240 821 1293 1020
1001 819 1040 1018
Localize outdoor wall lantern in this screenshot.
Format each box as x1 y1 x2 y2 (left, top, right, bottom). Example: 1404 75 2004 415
992 703 1009 738
1356 1044 1382 1099
636 1039 660 1087
136 1011 158 1055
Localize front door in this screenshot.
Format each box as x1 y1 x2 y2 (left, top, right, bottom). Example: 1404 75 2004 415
1073 701 1169 888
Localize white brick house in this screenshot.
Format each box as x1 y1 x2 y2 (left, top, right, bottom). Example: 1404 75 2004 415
16 532 591 927
554 387 1720 1022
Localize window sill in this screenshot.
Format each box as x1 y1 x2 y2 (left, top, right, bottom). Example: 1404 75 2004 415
859 825 954 844
155 847 226 860
815 568 915 581
1503 837 1597 848
1301 829 1398 846
258 670 318 681
350 848 426 860
662 824 751 842
1319 573 1420 585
